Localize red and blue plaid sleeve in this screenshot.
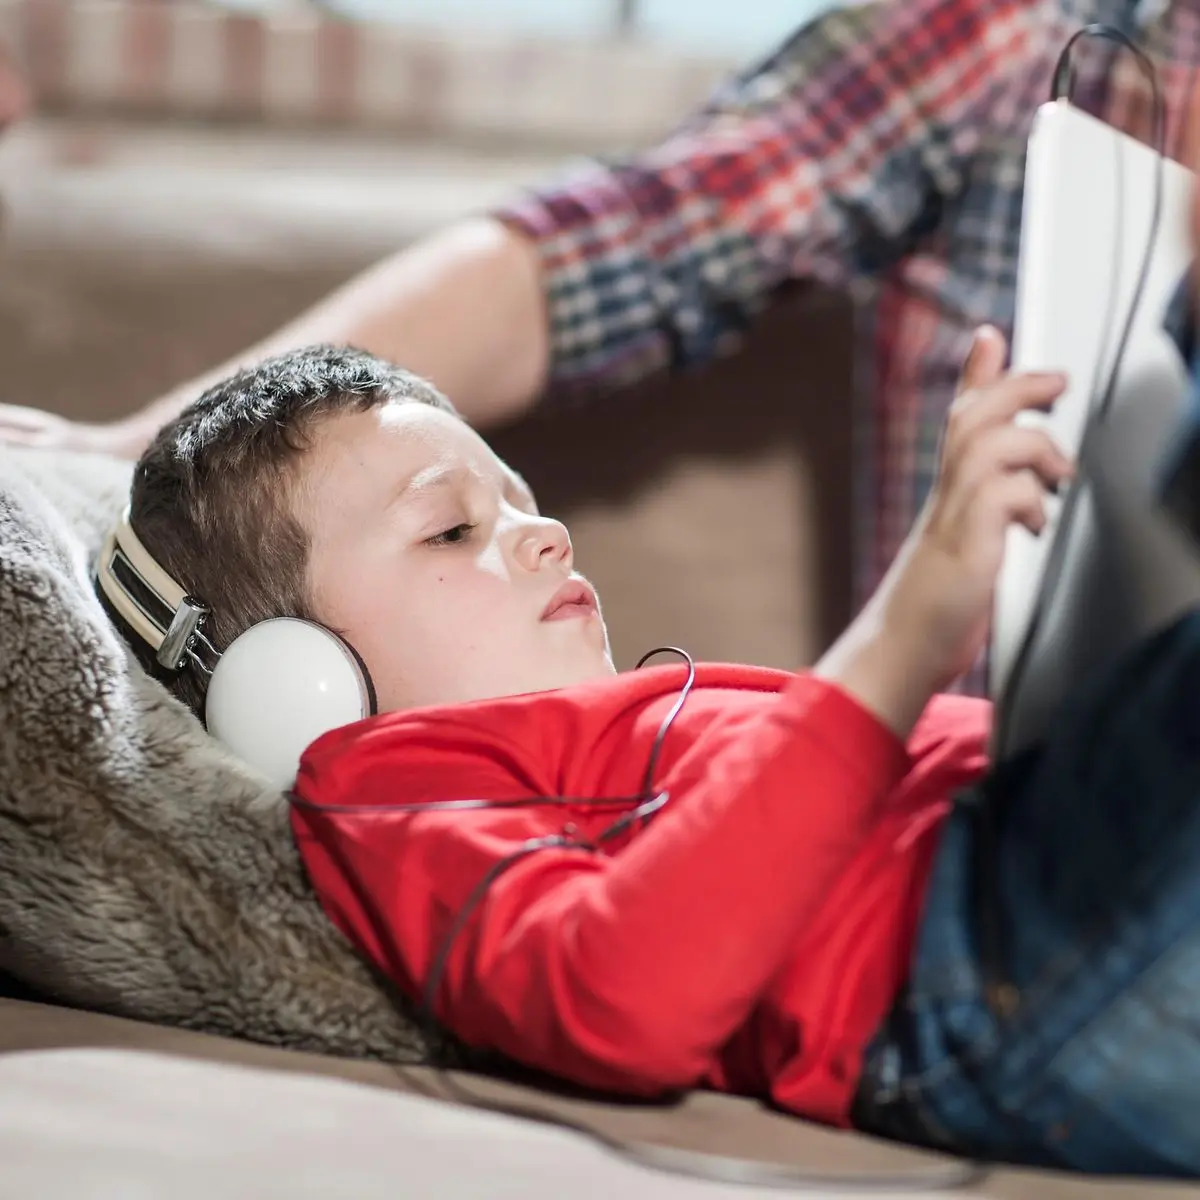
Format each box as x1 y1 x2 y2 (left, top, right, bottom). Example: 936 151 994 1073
495 0 1042 396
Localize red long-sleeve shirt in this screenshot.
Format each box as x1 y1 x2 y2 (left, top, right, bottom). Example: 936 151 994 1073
290 664 990 1126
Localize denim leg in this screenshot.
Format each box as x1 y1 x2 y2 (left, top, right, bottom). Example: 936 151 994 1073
855 611 1200 1176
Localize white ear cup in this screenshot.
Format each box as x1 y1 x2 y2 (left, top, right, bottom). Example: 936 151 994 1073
204 618 373 790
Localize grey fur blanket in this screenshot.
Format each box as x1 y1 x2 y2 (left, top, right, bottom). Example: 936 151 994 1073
0 446 425 1060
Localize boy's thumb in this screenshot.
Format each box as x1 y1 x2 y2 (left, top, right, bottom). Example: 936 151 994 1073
957 325 1007 394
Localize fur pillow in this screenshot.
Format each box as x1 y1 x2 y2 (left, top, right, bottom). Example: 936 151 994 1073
0 445 426 1060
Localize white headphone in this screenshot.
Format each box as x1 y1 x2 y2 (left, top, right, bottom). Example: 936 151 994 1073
95 508 375 789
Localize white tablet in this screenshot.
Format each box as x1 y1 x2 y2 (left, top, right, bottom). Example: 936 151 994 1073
990 99 1200 758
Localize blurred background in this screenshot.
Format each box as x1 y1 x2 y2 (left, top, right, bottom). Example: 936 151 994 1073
217 0 829 56
0 0 855 670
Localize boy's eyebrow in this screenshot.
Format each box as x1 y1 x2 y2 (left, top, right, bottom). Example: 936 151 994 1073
390 463 528 507
396 465 462 498
387 464 474 509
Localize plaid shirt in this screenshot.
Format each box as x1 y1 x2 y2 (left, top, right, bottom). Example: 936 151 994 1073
497 0 1200 695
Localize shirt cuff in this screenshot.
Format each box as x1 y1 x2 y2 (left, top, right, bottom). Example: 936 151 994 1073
492 190 562 245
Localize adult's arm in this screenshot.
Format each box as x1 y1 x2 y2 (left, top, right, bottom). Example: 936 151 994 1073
0 217 547 458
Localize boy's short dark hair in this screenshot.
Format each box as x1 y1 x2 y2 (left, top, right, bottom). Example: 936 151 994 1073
120 344 455 717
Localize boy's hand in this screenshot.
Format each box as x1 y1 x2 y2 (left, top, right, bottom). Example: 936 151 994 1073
895 325 1073 690
816 326 1072 737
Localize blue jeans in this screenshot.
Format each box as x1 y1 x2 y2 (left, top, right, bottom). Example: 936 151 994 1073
853 611 1200 1176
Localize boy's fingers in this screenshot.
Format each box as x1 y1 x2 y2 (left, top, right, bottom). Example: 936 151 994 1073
1003 471 1051 537
956 325 1008 396
990 371 1068 422
970 470 1049 550
942 427 1072 536
944 371 1067 459
964 425 1074 486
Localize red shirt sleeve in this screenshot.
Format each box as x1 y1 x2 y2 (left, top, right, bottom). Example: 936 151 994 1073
291 673 911 1096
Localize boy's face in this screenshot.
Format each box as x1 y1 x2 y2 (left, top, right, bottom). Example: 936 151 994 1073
299 402 615 713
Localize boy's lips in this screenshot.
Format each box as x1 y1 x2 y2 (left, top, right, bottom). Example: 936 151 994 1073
541 578 599 621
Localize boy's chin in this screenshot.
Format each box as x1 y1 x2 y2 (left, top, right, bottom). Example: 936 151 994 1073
557 648 618 690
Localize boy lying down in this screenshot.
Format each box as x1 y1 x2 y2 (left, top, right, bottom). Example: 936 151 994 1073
103 323 1200 1178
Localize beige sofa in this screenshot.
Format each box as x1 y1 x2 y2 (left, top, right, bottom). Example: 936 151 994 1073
0 118 1193 1197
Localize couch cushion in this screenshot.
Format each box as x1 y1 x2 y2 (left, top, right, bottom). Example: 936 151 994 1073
0 445 426 1059
0 998 1193 1199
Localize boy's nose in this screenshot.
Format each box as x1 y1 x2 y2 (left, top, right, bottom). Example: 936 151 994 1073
517 516 573 572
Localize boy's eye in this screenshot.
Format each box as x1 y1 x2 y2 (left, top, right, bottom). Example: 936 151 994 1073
424 523 476 547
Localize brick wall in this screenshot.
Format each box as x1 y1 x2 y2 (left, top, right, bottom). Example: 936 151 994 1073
0 0 737 145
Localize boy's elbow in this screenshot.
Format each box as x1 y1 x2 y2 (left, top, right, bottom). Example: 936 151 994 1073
561 1001 723 1097
546 944 736 1095
620 1025 715 1094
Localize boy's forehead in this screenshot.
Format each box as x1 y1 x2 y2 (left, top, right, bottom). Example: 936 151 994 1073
378 403 529 494
309 401 533 504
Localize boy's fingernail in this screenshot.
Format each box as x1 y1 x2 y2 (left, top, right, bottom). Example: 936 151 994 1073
1048 467 1074 496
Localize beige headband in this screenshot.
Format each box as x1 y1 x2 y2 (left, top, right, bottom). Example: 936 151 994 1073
96 508 210 671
